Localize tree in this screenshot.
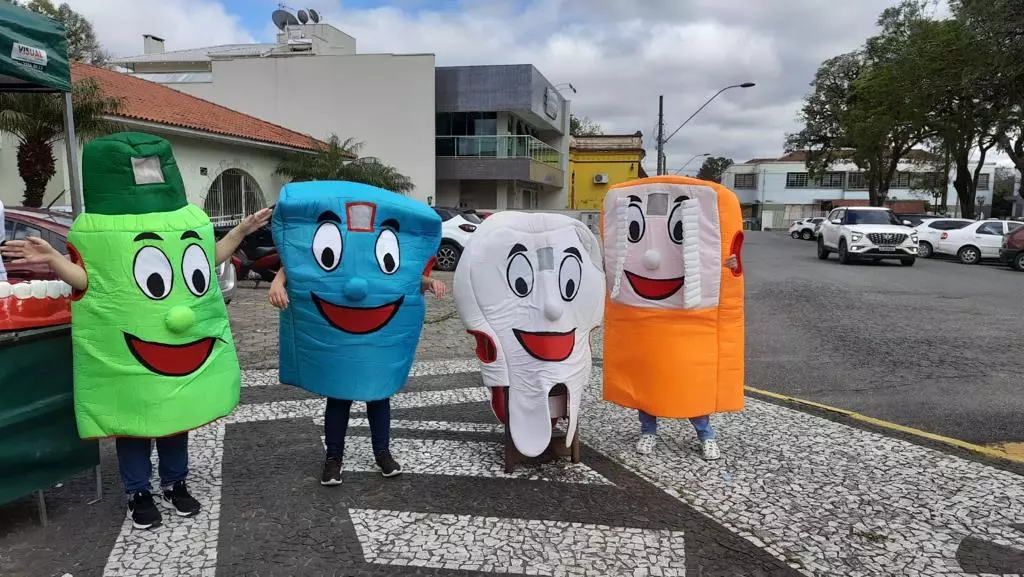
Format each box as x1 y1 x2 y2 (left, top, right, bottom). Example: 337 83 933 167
0 79 122 207
695 156 733 183
11 0 109 65
275 135 415 194
569 115 603 137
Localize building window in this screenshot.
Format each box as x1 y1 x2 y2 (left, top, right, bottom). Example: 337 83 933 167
893 172 911 189
821 172 845 189
847 172 868 190
911 172 944 189
204 169 266 226
977 173 991 190
733 173 757 189
786 172 809 188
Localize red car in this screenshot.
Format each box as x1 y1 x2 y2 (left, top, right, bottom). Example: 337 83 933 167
2 207 74 281
1000 224 1024 272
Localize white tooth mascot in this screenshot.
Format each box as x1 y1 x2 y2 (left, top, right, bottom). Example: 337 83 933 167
454 211 604 464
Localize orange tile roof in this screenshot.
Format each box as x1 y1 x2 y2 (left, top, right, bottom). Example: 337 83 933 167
72 63 326 152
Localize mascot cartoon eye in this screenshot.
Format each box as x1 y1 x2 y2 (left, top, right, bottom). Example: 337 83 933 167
312 222 343 272
627 202 646 243
506 251 534 297
375 229 400 274
182 244 211 297
133 245 173 300
668 199 687 245
559 252 582 301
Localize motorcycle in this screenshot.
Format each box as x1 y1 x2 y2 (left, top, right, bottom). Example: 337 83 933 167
216 222 280 287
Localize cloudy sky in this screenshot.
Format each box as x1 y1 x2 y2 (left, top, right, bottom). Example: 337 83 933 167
63 0 936 173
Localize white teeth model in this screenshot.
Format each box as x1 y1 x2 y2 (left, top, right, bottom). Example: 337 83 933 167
0 280 72 300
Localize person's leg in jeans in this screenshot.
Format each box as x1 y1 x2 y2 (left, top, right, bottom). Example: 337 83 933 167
321 397 352 485
367 398 402 477
636 410 658 454
116 437 162 529
156 432 201 516
690 415 720 460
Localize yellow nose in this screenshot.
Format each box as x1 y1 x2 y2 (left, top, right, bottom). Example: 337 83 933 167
165 306 195 334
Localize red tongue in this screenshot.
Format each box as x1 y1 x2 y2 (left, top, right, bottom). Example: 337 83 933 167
126 336 216 377
624 271 685 301
513 329 576 362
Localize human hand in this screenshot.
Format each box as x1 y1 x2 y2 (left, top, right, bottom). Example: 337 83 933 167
237 208 272 236
268 279 289 310
0 236 60 264
724 255 739 271
425 278 447 300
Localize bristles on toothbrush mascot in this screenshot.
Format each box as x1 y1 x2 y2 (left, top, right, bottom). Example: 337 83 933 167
601 176 745 418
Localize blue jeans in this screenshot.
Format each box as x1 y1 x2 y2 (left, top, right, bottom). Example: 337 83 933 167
115 433 189 494
638 410 716 441
324 397 391 459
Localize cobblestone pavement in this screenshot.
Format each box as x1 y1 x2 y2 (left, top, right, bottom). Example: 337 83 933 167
3 241 1023 576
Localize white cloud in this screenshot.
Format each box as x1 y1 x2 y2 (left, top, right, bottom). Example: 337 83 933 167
64 0 908 168
63 0 254 57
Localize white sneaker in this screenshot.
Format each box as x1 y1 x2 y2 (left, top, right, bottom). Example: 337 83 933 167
636 434 657 455
701 439 721 461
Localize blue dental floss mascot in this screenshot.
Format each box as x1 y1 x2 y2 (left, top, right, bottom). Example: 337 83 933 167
272 181 442 483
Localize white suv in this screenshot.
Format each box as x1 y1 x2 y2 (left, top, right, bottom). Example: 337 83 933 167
816 207 918 266
433 207 482 271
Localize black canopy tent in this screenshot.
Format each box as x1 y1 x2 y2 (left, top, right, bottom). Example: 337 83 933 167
0 0 83 215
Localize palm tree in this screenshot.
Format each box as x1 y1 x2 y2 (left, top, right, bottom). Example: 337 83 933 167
0 78 122 207
275 134 415 194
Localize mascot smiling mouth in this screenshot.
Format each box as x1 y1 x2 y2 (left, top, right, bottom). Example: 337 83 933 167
512 328 576 362
624 271 685 301
311 292 404 335
124 334 218 377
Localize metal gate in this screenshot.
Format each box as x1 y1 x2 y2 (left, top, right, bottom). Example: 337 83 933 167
204 169 266 227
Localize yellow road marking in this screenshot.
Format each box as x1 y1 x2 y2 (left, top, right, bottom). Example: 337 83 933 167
745 386 1024 465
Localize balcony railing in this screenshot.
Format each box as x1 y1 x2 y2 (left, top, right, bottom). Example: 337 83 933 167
436 135 562 169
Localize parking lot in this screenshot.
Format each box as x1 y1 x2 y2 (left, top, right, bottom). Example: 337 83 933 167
747 232 1024 449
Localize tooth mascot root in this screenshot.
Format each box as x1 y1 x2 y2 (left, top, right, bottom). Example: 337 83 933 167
454 212 604 461
602 176 745 418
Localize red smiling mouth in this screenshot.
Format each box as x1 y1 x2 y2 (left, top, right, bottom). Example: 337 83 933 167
311 292 404 335
513 328 576 362
624 271 685 301
124 334 218 377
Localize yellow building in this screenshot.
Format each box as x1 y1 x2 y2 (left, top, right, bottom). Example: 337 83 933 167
568 133 647 209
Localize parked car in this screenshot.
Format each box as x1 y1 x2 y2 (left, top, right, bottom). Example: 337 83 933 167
433 207 482 271
895 213 936 227
935 220 1024 265
913 218 973 258
816 206 918 266
1000 225 1024 271
3 207 236 304
789 217 825 240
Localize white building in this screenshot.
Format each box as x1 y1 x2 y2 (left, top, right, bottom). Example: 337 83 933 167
110 17 571 210
722 151 998 229
111 24 436 206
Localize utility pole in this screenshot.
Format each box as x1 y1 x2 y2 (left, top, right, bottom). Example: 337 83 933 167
656 95 665 176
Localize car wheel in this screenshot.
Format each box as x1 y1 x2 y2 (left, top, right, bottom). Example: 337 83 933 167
801 229 814 241
817 237 830 260
900 257 916 267
435 242 462 272
1014 252 1024 272
957 245 981 265
918 241 933 259
838 239 853 265
791 231 801 239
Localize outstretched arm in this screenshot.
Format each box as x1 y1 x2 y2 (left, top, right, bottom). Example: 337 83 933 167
420 276 447 299
268 268 289 309
0 237 88 290
214 208 272 266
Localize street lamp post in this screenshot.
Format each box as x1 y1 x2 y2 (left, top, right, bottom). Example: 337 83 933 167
657 82 755 175
672 153 711 175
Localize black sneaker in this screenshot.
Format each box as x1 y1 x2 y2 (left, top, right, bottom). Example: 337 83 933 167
374 449 402 478
127 491 162 530
161 481 201 517
320 456 343 486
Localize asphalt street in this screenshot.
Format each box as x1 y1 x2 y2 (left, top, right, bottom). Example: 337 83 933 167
745 232 1024 447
